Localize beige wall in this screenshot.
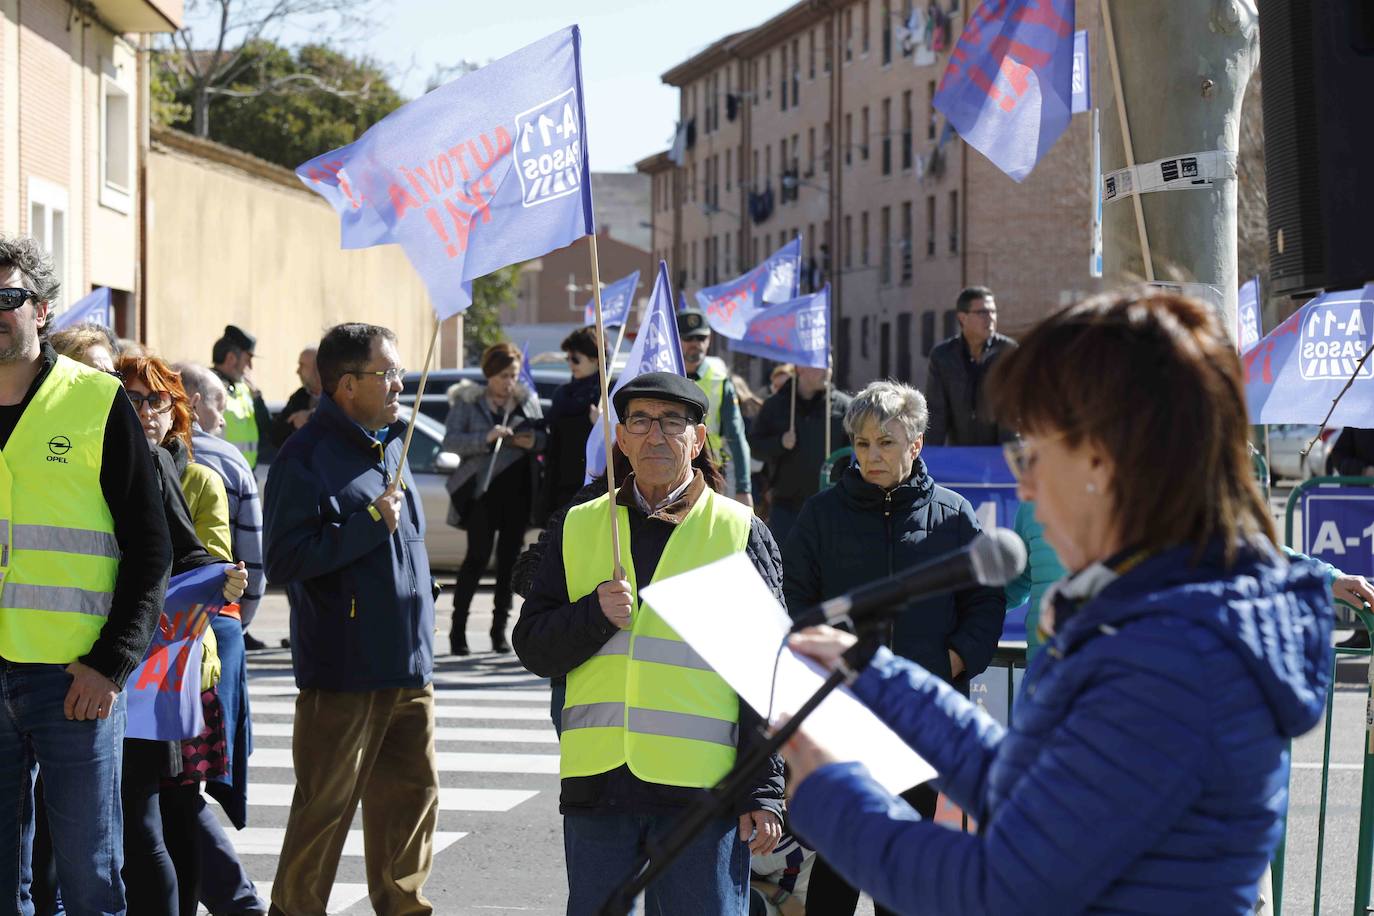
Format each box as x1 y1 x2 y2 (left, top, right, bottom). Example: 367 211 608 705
145 133 458 401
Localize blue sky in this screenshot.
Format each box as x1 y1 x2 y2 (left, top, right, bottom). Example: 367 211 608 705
191 0 778 171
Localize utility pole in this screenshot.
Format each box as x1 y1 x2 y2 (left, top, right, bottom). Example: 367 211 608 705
1099 0 1259 339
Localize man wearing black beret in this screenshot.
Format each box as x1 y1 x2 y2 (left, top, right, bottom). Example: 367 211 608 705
514 371 786 914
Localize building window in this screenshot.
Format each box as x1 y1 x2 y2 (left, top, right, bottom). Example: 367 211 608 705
792 38 801 103
926 195 936 257
781 43 789 110
880 321 892 378
753 149 760 187
765 55 772 99
897 313 913 381
861 107 870 160
879 206 892 285
901 201 913 283
882 0 893 64
691 239 698 283
838 316 853 388
823 121 832 172
881 98 892 176
725 149 732 192
753 236 760 263
921 310 936 355
843 215 853 269
862 0 871 53
901 0 915 57
861 211 870 266
844 8 854 62
823 24 833 73
949 189 960 254
27 178 68 301
766 146 772 185
844 113 853 165
902 90 913 171
100 71 132 212
927 81 937 139
807 127 815 175
809 29 816 79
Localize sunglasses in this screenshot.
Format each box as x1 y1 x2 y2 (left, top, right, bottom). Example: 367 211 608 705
0 288 40 311
124 389 174 413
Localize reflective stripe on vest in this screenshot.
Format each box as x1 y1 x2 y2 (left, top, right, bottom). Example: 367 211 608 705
0 356 121 663
560 485 752 788
222 383 259 468
694 357 728 463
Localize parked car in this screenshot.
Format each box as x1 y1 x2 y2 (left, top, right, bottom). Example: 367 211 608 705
400 366 570 424
1267 425 1338 482
256 404 468 570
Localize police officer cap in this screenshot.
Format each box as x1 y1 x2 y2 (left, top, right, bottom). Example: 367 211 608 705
613 372 708 424
220 325 256 354
676 308 711 339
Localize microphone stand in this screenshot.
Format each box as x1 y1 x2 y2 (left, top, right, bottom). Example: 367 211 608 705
596 635 883 916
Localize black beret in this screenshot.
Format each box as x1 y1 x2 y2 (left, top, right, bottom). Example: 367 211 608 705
613 372 708 423
221 324 256 353
676 308 711 339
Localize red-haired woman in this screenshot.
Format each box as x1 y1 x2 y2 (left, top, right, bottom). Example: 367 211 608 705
118 354 247 916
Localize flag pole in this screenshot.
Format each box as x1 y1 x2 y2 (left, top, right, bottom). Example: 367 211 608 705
588 234 626 579
393 314 442 488
789 374 797 439
1101 0 1155 282
608 318 629 369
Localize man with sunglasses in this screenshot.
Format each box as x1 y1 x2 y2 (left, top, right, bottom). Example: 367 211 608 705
0 235 173 913
514 371 785 915
924 286 1018 446
262 322 439 916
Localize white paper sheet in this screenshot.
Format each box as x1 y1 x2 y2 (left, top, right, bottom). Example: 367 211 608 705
640 553 936 794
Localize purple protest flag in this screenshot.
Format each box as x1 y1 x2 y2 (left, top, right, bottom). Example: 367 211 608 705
1244 284 1374 425
729 286 830 369
585 261 685 480
934 0 1076 182
695 237 802 340
518 341 538 395
1237 276 1262 353
1071 29 1090 114
125 564 228 741
296 26 595 320
51 287 113 332
583 270 640 327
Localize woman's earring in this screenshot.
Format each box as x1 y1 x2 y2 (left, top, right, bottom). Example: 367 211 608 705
1086 481 1098 494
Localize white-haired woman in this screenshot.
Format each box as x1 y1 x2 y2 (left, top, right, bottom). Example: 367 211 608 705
782 379 1005 916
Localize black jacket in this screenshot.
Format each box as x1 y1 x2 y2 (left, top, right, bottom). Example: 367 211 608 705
1326 428 1374 477
783 459 1005 693
748 381 851 508
263 394 434 691
924 332 1017 445
513 472 786 820
269 386 316 449
0 344 172 688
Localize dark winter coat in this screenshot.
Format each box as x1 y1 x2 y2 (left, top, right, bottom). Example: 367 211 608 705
924 331 1017 446
789 542 1333 915
783 458 1005 692
263 393 434 692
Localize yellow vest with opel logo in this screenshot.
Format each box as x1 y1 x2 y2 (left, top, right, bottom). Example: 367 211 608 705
693 356 729 468
221 379 258 468
0 355 121 663
560 484 752 788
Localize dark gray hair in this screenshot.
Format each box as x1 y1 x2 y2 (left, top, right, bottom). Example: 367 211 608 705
317 322 397 396
0 235 61 303
843 380 929 443
174 361 227 408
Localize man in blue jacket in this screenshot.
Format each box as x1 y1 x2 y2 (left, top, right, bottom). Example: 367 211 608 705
264 322 438 916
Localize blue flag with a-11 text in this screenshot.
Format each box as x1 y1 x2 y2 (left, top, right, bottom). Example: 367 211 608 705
296 26 595 320
729 286 830 369
585 261 685 480
52 287 113 331
934 0 1076 182
694 237 802 340
583 270 640 327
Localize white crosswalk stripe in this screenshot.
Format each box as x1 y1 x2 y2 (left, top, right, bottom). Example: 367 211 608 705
200 648 558 914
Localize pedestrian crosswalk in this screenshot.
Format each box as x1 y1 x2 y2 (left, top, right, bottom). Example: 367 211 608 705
201 648 559 915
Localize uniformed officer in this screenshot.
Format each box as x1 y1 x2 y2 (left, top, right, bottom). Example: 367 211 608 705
211 325 271 468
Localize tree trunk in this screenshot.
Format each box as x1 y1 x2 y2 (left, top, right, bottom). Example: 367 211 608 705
1100 0 1260 340
193 85 211 137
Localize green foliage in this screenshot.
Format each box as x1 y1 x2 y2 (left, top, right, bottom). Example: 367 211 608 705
159 41 405 171
464 265 522 363
151 63 190 128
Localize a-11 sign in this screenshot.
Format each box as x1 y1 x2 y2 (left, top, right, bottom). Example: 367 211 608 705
1302 486 1374 578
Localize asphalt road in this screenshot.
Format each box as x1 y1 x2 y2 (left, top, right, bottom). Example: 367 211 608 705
221 583 1365 916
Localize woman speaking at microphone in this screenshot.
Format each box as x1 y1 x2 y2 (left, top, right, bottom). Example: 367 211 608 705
782 290 1333 915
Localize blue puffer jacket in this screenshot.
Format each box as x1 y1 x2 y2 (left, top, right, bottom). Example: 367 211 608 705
790 541 1332 915
263 394 434 692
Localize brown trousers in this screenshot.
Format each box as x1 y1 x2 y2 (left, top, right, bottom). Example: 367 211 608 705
268 685 439 916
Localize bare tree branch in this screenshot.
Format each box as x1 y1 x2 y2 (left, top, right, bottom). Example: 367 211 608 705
206 70 376 100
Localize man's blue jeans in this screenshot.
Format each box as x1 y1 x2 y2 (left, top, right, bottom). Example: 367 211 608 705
564 813 748 916
0 660 125 916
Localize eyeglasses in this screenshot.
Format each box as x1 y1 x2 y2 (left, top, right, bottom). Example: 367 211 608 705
965 308 997 318
125 389 174 413
1003 431 1068 481
623 414 692 436
565 353 588 365
0 288 40 311
348 367 407 384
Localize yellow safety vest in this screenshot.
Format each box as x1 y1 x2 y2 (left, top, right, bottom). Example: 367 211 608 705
561 485 752 788
221 379 258 468
0 355 121 662
693 356 729 466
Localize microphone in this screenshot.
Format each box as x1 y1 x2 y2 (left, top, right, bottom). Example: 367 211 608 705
788 527 1027 633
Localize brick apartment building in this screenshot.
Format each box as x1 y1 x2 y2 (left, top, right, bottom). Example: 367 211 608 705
1 0 182 335
639 0 1101 391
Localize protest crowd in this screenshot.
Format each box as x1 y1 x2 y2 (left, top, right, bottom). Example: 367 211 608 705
0 10 1367 916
